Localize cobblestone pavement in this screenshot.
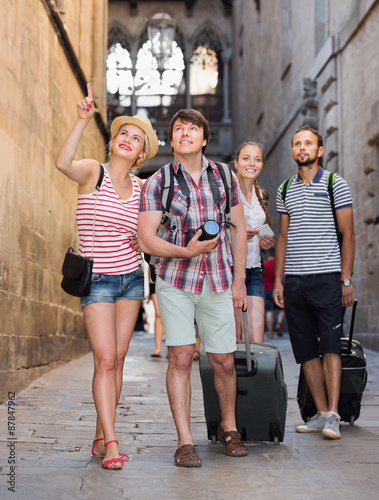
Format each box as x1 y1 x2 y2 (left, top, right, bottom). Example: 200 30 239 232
1 331 379 500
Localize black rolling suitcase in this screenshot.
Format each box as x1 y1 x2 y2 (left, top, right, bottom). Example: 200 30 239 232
199 309 288 444
297 299 367 425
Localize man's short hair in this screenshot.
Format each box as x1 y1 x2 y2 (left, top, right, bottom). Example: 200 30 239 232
168 109 210 154
291 125 324 148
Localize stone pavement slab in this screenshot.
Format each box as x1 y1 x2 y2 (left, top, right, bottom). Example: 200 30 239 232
1 331 379 500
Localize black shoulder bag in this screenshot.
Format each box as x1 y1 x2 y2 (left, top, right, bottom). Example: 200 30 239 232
61 165 104 297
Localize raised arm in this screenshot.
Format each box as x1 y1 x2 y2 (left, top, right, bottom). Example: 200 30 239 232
55 83 99 186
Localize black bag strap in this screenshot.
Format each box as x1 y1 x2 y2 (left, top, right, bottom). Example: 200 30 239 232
326 172 343 251
207 166 222 207
96 164 105 190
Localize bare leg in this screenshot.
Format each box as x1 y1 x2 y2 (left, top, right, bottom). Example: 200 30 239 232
83 303 120 464
90 299 140 458
166 344 195 447
115 299 141 397
151 294 163 356
266 310 274 332
247 296 265 342
276 309 285 326
207 352 238 431
302 357 328 413
323 353 342 414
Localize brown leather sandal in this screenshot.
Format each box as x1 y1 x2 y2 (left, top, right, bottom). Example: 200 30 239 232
217 425 248 457
174 444 202 467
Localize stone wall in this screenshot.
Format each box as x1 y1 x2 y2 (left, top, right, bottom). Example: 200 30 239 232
232 0 379 346
0 0 108 402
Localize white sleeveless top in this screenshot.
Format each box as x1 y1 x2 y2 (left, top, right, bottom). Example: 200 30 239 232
76 167 142 274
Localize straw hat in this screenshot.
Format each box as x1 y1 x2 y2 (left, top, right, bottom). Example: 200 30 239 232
110 114 159 160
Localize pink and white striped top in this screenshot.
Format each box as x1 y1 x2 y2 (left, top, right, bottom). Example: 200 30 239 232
76 167 142 274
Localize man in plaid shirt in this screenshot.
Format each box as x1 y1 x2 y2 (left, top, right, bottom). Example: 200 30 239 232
138 109 248 467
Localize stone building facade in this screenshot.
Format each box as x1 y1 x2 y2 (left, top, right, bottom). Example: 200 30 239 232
232 0 379 348
108 0 235 176
0 0 108 401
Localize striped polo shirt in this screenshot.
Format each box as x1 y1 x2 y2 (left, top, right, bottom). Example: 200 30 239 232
76 167 142 274
276 167 352 275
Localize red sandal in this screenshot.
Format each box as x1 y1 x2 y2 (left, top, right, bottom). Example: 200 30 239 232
101 440 123 470
92 437 129 462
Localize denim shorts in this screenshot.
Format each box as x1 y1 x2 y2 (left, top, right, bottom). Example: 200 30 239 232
246 267 264 298
80 266 145 308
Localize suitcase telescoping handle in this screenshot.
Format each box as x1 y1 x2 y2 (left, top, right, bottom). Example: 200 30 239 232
347 299 358 354
242 306 252 373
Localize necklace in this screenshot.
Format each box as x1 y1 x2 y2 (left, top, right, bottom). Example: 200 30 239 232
109 168 129 191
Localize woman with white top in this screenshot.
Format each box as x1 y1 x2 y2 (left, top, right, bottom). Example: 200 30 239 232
56 84 158 469
231 142 274 342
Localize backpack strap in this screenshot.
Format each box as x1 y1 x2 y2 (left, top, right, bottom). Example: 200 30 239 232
326 172 343 250
159 163 174 228
214 161 233 245
281 175 296 203
214 161 232 221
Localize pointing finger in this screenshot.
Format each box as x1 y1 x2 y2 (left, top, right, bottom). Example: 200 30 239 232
87 83 93 101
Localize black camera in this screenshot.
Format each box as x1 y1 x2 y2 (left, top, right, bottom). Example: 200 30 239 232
185 220 220 245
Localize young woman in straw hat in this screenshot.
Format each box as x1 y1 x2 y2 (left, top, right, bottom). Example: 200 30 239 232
56 83 158 469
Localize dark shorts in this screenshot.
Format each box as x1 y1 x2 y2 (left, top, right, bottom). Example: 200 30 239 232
264 290 279 311
245 267 264 298
80 266 145 308
283 273 342 364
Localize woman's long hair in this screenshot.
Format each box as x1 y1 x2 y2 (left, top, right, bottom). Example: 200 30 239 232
236 142 272 228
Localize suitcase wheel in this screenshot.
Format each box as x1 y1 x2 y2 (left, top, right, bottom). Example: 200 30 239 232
208 421 219 444
349 415 355 426
273 436 280 446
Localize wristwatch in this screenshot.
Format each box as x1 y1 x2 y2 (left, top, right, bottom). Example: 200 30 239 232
341 279 352 286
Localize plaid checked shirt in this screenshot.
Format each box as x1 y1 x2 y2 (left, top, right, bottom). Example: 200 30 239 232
139 156 241 295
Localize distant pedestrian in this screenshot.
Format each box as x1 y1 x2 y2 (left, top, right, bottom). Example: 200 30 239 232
56 83 158 469
262 247 285 338
149 278 164 358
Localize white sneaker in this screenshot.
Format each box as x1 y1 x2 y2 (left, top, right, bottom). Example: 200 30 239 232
296 412 327 433
322 412 341 439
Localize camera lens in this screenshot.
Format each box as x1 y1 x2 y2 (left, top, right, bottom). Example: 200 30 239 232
200 220 220 240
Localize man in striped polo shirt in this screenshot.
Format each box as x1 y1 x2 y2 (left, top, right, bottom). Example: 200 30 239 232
273 125 355 439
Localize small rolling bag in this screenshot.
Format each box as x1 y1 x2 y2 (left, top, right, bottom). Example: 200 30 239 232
297 299 367 425
199 309 288 444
